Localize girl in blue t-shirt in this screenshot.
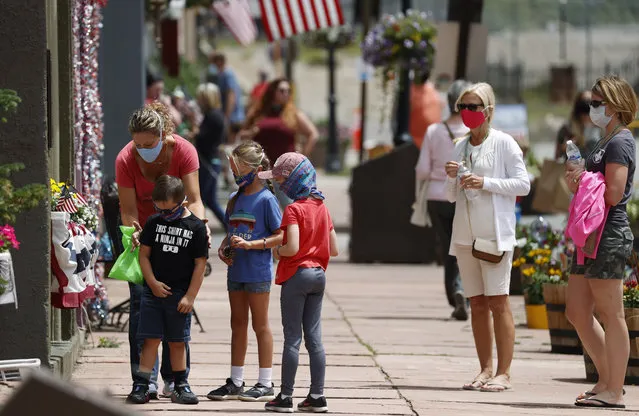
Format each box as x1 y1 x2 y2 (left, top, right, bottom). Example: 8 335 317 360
207 141 283 403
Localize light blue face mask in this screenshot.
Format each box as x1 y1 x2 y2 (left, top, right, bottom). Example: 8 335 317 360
137 111 164 163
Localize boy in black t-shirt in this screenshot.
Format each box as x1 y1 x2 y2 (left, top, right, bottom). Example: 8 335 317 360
127 175 209 405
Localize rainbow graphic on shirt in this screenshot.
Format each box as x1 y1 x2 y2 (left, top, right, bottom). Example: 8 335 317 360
229 210 256 232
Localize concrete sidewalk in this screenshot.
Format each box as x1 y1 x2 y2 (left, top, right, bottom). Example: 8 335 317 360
65 252 638 415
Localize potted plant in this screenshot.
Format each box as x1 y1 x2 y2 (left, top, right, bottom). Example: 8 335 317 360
522 271 550 329
0 163 48 308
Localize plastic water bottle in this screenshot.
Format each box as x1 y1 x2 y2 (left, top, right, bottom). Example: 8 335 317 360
457 161 480 201
565 140 584 168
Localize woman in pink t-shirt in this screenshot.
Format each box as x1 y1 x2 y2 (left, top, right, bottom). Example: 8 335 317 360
115 101 208 402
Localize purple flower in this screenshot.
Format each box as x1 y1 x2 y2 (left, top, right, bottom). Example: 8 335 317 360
419 40 427 49
404 39 414 48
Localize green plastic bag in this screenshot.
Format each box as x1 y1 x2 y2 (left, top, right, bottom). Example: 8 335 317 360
108 226 144 286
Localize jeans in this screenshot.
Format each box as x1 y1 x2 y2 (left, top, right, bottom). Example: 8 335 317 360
199 159 227 231
427 200 463 307
280 267 326 396
129 283 191 388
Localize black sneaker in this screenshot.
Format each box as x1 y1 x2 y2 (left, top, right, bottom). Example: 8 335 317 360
126 384 150 404
171 383 199 405
239 382 275 402
451 291 469 321
298 395 328 413
265 393 293 413
149 391 159 400
207 378 244 401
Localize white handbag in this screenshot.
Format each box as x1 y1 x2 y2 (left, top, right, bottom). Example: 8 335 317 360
410 179 432 227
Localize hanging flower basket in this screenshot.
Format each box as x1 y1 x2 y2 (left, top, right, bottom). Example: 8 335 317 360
361 10 436 123
361 10 436 81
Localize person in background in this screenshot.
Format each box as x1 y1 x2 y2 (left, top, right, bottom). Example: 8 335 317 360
239 78 319 208
249 70 270 111
210 52 246 141
171 88 199 138
117 101 209 402
146 70 164 105
445 82 530 393
146 69 183 129
555 90 602 160
435 73 453 121
415 79 472 321
410 73 443 148
194 83 227 230
565 75 638 409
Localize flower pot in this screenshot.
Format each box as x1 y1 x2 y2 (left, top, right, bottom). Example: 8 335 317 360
0 251 17 308
583 307 639 384
525 304 549 329
543 283 582 354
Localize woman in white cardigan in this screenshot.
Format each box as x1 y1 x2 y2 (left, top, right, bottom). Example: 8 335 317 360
444 83 530 393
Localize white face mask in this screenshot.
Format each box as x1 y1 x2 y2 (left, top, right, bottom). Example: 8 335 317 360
589 105 612 128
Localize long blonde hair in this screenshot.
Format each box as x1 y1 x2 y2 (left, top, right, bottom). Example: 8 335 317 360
196 83 221 112
128 101 175 137
227 141 273 215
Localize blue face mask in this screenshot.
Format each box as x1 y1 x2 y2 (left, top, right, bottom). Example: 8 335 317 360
137 139 163 163
234 170 257 188
154 198 186 222
137 111 164 163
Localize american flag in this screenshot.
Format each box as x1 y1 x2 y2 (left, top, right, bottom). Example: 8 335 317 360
212 0 258 46
259 0 345 42
54 185 88 213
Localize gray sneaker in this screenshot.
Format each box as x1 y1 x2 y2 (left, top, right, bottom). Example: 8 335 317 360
207 378 244 401
239 383 276 402
162 381 174 397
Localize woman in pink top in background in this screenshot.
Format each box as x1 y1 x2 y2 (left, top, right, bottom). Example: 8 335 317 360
415 79 471 321
116 101 209 402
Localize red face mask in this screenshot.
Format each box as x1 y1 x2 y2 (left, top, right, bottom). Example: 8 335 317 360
460 109 486 129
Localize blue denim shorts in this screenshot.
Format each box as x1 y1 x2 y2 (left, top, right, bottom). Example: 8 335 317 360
137 286 192 342
227 280 271 293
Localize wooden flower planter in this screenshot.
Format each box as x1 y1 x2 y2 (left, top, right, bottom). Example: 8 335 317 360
583 308 639 384
542 283 582 354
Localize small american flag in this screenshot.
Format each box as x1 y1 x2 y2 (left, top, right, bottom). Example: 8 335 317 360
54 185 87 213
213 0 258 46
259 0 344 42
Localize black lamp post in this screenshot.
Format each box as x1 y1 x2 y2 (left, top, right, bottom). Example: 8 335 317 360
325 28 341 173
393 0 413 147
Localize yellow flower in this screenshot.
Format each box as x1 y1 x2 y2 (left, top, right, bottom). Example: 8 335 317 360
523 268 535 277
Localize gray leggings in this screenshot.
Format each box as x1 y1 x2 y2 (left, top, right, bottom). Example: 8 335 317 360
280 267 326 396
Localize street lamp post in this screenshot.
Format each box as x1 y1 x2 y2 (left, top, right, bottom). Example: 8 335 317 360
559 0 568 62
393 0 413 147
326 28 341 173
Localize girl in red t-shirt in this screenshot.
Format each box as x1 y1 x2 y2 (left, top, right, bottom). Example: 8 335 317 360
258 153 338 413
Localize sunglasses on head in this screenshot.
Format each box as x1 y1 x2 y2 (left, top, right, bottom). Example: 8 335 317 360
457 103 484 112
590 100 606 108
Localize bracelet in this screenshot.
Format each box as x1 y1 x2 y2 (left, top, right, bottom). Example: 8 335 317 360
263 238 267 250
